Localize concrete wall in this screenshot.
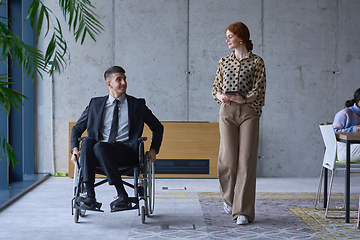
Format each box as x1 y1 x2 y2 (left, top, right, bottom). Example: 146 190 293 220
36 0 360 177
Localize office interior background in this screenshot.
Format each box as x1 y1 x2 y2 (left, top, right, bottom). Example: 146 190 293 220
2 1 360 189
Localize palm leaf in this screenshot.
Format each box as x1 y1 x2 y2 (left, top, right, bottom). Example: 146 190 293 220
59 0 104 44
1 133 17 168
0 0 104 168
0 77 28 115
0 76 28 168
24 0 103 75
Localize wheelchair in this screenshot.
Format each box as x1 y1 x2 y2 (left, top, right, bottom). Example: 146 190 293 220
71 137 155 223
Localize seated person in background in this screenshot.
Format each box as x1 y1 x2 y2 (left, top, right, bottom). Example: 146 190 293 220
70 66 164 211
333 87 360 162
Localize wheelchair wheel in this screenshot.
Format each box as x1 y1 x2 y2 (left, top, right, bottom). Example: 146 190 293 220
73 163 79 193
147 161 155 215
73 164 80 223
80 209 86 217
73 162 86 223
74 208 80 223
141 206 146 223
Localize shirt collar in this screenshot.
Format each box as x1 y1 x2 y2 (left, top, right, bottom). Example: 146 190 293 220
351 103 360 116
230 51 252 61
108 94 126 104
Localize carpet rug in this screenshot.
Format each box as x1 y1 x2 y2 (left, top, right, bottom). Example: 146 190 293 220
128 192 360 239
199 192 360 239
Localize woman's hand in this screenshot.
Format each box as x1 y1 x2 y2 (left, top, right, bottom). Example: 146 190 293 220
356 125 360 132
225 94 246 104
216 92 230 103
217 92 246 104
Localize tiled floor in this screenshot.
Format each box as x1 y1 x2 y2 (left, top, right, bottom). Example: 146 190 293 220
0 175 359 239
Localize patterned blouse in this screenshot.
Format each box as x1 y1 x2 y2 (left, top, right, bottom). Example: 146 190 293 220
212 51 266 116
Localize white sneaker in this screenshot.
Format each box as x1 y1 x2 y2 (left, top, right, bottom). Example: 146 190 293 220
223 202 232 214
236 215 249 225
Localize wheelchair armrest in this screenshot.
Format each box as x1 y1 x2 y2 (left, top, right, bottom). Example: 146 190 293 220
138 137 147 143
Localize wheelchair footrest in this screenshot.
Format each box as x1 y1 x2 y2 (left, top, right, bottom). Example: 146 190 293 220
74 196 104 212
74 204 104 212
110 197 139 213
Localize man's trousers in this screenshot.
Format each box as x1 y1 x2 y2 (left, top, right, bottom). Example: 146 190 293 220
80 138 137 186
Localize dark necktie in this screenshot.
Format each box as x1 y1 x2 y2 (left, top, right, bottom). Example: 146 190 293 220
108 99 119 143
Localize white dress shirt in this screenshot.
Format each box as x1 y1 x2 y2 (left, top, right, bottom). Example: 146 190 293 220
99 94 129 142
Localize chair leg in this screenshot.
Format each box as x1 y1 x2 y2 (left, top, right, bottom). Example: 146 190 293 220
315 167 324 209
357 192 360 229
325 170 335 217
342 171 346 209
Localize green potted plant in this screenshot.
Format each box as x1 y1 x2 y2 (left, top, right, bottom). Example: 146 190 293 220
0 0 104 167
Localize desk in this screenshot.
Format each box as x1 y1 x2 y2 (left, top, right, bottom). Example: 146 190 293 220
68 122 220 178
335 132 360 223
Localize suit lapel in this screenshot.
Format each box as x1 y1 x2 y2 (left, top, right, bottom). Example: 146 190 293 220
127 94 133 129
96 96 108 136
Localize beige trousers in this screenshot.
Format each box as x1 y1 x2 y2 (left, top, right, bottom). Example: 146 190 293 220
218 102 259 222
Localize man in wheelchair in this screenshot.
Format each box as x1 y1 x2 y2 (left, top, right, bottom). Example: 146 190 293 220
70 66 163 212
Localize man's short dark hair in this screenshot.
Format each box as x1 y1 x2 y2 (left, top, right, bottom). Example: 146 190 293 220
104 66 126 81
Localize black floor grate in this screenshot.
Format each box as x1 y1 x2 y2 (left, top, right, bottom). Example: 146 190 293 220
154 159 209 174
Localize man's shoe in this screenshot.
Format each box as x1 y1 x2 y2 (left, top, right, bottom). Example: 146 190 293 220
223 202 232 214
236 215 249 225
77 195 102 211
110 195 131 212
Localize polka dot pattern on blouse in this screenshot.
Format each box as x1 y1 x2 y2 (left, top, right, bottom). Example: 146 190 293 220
212 51 266 116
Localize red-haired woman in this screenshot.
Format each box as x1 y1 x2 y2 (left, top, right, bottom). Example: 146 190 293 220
212 22 266 225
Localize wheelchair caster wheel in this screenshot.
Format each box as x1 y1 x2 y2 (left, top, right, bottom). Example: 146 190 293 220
74 209 80 223
141 206 145 223
80 209 86 217
74 207 86 223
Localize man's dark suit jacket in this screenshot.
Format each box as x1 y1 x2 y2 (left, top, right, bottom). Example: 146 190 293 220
71 94 164 155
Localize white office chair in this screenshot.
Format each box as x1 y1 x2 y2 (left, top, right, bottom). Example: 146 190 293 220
315 124 360 217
